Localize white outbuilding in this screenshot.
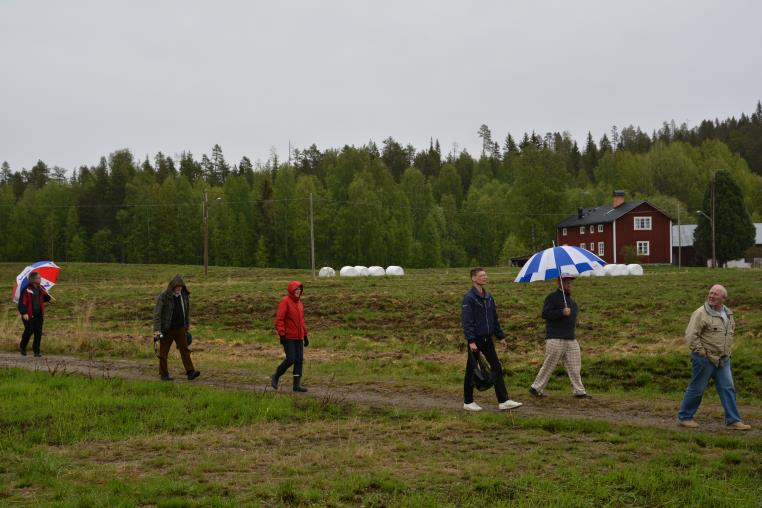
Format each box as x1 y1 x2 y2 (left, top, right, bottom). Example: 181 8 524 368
385 266 405 276
318 267 336 278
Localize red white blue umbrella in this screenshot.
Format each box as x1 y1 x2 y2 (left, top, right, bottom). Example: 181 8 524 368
514 246 605 283
12 261 61 303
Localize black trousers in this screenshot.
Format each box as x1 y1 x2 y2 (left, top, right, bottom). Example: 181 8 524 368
20 316 44 354
274 338 304 379
464 337 509 404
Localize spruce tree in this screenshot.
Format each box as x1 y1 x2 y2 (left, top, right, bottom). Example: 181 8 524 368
693 170 755 266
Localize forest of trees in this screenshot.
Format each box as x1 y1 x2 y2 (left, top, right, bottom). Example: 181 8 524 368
1 102 762 268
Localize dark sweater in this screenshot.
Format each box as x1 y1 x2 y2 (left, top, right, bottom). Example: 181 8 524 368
170 294 186 329
542 289 578 340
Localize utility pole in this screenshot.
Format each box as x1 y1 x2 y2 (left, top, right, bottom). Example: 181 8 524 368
309 192 316 278
710 173 716 268
203 189 209 277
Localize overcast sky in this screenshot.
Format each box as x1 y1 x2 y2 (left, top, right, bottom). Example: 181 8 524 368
2 0 761 171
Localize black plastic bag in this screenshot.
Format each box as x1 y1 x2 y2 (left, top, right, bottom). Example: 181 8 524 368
469 350 494 391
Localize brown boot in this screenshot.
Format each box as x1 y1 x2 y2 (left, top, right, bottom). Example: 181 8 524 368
678 419 699 428
727 421 751 431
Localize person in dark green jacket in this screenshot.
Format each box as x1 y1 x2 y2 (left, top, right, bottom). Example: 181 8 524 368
153 274 200 381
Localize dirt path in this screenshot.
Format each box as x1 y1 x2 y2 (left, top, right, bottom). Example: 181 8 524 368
1 352 759 436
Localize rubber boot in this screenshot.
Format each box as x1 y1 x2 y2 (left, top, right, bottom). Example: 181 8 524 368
293 375 308 392
270 374 279 390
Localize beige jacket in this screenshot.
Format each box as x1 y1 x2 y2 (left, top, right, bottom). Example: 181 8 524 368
685 303 734 366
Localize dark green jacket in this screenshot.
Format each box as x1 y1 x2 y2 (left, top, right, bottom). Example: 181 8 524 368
153 274 190 333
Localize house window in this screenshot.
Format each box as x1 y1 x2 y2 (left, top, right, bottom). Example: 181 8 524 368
597 224 604 233
598 242 604 256
636 241 650 256
579 226 585 234
589 225 594 234
580 242 586 250
562 228 567 236
634 216 652 230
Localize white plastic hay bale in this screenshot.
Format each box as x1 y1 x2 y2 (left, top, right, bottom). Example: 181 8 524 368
354 265 370 276
627 263 644 276
340 266 359 277
318 267 336 278
592 265 606 276
385 265 405 276
612 264 629 276
368 266 385 276
603 264 617 276
577 269 592 277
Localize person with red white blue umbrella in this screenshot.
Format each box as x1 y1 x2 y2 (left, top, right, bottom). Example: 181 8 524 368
13 261 60 357
18 271 50 356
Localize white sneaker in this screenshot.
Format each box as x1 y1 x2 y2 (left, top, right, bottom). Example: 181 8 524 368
463 402 483 412
498 400 523 410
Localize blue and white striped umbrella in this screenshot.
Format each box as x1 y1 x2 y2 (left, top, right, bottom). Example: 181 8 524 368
514 246 606 283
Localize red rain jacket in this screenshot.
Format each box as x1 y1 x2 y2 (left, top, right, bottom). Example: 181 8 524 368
275 281 308 340
18 285 50 319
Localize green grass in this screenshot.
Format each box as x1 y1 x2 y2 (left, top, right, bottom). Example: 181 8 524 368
1 263 762 505
0 368 327 447
1 368 761 506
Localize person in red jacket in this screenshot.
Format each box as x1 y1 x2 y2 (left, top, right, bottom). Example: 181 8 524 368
18 271 51 357
271 281 309 392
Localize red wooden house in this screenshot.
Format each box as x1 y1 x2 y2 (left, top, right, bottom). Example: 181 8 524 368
556 191 673 264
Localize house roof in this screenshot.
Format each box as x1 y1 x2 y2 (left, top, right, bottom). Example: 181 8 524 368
557 200 647 228
673 223 762 247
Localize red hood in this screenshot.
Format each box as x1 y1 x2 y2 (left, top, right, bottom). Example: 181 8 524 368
287 281 303 300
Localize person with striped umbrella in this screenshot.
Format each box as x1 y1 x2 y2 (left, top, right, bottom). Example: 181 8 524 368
515 245 604 399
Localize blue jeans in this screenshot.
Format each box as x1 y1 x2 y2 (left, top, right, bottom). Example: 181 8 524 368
678 352 742 425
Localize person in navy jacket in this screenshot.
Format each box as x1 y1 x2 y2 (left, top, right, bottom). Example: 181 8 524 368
461 268 522 411
18 271 51 357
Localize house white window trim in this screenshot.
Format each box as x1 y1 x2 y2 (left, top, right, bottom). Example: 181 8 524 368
597 224 604 233
562 228 567 236
598 242 604 256
580 242 586 250
589 225 594 233
634 216 652 230
636 241 650 256
579 226 585 234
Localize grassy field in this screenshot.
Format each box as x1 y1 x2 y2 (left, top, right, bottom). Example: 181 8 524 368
1 262 762 506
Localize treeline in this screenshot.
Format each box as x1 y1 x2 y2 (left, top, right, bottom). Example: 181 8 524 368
1 103 762 268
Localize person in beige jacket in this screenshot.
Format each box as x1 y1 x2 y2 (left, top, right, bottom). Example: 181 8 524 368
677 285 750 430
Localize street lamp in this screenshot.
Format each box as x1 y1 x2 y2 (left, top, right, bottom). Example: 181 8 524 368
696 210 716 268
203 191 222 276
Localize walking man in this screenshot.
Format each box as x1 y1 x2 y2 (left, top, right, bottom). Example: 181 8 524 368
461 268 522 411
18 271 51 357
271 281 309 392
678 285 751 430
153 274 200 381
528 273 591 399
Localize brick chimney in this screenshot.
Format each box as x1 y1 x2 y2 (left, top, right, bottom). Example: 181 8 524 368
612 190 625 208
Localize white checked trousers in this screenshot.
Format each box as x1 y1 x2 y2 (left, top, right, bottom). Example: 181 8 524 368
530 338 586 395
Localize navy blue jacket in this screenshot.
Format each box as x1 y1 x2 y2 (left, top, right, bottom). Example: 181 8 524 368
461 287 505 343
542 289 578 339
